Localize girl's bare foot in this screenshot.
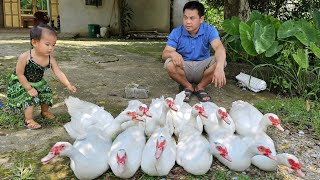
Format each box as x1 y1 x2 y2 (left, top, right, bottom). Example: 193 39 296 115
41 111 55 119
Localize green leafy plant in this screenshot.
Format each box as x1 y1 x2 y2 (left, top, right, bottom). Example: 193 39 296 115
222 10 320 99
119 0 133 36
11 160 35 180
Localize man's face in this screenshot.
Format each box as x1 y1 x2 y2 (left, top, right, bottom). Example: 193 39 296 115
183 9 204 35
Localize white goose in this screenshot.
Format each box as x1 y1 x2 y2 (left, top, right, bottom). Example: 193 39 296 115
63 96 143 140
125 99 152 118
120 97 177 136
176 103 212 175
172 96 204 137
229 100 284 136
108 120 146 178
64 96 114 139
141 127 176 176
213 135 275 171
200 102 235 141
41 127 112 180
243 134 305 177
145 96 177 137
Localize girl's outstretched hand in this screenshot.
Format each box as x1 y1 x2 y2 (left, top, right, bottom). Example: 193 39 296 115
27 88 38 97
67 84 77 93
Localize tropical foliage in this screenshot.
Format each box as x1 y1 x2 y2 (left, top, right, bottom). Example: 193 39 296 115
222 10 320 99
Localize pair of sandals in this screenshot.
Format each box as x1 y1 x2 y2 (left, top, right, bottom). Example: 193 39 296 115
24 112 55 130
184 88 211 102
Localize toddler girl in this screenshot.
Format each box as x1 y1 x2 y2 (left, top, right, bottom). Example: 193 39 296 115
7 23 76 129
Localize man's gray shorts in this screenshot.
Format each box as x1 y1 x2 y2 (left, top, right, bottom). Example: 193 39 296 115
164 56 215 83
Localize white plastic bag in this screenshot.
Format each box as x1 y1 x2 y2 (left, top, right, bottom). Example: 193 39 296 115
235 72 267 92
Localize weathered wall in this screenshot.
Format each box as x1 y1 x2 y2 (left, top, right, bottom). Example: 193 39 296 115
127 0 170 33
0 0 3 27
58 0 120 36
172 0 190 29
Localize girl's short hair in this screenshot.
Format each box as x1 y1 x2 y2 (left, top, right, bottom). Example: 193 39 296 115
30 23 57 41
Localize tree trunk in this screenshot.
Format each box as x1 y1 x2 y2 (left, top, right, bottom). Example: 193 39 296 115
224 0 250 21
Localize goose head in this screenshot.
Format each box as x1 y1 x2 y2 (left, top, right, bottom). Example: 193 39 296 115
138 104 152 118
277 153 305 177
116 149 127 174
165 97 178 111
255 145 276 160
155 135 166 159
41 142 72 165
261 113 284 132
123 111 145 122
211 142 232 162
192 103 208 119
216 107 231 125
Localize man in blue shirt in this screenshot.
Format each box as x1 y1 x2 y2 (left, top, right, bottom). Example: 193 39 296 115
162 1 226 102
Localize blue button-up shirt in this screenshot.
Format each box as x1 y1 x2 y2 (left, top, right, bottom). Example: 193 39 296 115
167 22 220 61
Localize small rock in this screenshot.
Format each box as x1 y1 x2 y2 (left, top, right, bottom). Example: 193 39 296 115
284 130 290 135
298 130 305 136
125 83 149 99
0 132 7 136
310 154 319 158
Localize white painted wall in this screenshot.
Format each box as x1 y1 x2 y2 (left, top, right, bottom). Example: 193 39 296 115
58 0 119 36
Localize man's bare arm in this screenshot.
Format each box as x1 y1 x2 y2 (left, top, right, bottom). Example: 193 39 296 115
162 45 184 67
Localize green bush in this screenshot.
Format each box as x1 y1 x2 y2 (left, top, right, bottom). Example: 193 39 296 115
222 10 320 99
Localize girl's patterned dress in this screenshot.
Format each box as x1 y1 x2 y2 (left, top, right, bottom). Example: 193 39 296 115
7 50 53 111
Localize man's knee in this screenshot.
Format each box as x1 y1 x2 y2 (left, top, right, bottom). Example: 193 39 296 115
164 60 176 73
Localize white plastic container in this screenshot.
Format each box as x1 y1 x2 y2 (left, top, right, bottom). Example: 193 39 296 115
235 72 267 92
100 27 107 37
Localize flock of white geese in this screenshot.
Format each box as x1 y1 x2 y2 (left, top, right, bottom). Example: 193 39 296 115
41 91 305 179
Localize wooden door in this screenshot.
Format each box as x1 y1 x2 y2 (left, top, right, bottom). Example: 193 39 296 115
3 0 20 27
50 0 58 27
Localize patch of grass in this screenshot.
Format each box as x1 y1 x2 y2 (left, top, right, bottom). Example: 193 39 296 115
107 40 166 61
11 159 36 180
254 98 320 138
0 100 71 129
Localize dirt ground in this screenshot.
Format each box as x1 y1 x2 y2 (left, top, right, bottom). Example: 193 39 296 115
0 29 319 179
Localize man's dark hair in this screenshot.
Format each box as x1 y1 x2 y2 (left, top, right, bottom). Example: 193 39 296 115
30 23 57 41
183 1 205 17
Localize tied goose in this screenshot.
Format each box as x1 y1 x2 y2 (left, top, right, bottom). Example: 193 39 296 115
64 96 114 139
41 127 112 180
144 96 177 137
104 111 144 139
141 127 176 176
108 120 146 178
125 99 152 118
213 135 275 171
176 103 212 175
63 96 143 140
252 152 305 177
120 97 177 136
229 100 284 136
200 102 234 140
173 101 205 137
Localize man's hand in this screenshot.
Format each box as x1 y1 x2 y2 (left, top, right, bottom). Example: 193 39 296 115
212 67 226 88
170 52 185 68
